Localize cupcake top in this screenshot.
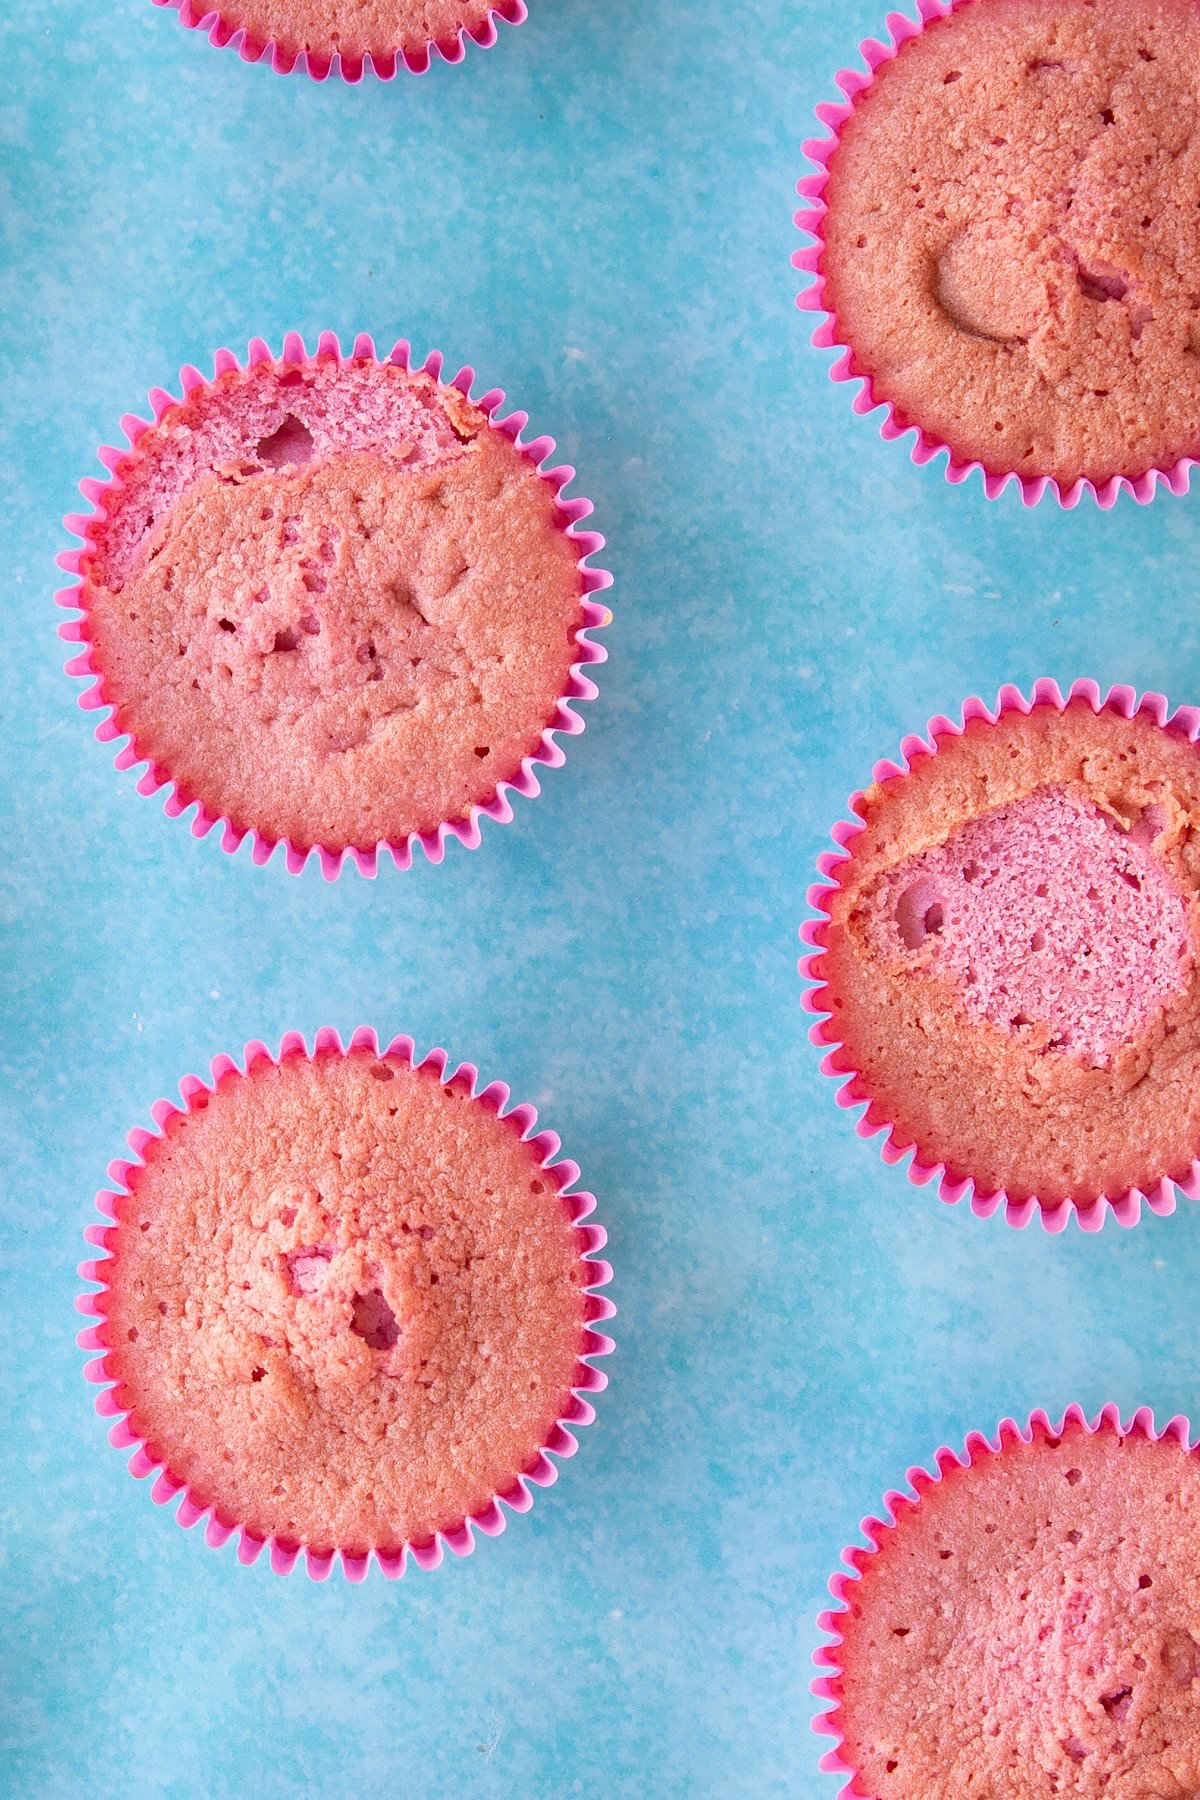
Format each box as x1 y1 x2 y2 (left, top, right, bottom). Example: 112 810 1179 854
819 0 1200 486
80 355 584 852
101 1048 590 1554
832 1418 1200 1800
815 700 1200 1205
202 0 497 62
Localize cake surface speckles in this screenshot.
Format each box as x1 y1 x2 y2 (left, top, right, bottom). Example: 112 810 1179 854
834 1422 1200 1800
81 356 583 851
820 0 1200 485
205 0 497 60
102 1049 588 1554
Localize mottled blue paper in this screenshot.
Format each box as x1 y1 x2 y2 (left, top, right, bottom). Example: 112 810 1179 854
4 1 1200 1793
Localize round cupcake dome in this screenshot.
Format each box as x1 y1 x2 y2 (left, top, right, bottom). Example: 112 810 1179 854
803 678 1200 1231
57 332 611 877
152 0 528 79
76 1026 615 1580
815 1405 1200 1800
794 0 1200 506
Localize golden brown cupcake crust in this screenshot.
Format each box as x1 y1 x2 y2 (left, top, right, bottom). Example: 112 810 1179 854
820 0 1200 486
216 0 496 59
835 1422 1200 1800
102 1050 589 1554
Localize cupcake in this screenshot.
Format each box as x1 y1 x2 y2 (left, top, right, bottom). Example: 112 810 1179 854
805 683 1200 1223
805 0 1200 498
157 0 525 77
78 1030 614 1576
62 337 609 873
816 1406 1200 1800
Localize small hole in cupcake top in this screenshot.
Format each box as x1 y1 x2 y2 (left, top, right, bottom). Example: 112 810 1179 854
530 1180 545 1195
157 1300 168 1316
279 1206 297 1227
474 746 490 759
943 69 962 83
370 1063 394 1082
217 617 236 633
892 1626 910 1637
256 415 315 471
1101 1686 1133 1722
350 1288 399 1351
1065 1467 1083 1485
299 614 321 636
1066 1528 1082 1544
127 1326 138 1342
1077 263 1128 304
250 1366 265 1382
1139 1573 1153 1588
896 880 946 950
273 628 300 654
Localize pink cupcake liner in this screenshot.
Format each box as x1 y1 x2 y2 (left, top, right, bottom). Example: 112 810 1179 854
801 676 1200 1234
813 1401 1192 1794
791 0 1197 509
75 1024 616 1582
152 0 527 80
57 330 611 880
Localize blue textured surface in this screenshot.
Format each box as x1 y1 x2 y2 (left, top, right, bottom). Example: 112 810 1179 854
6 1 1200 1794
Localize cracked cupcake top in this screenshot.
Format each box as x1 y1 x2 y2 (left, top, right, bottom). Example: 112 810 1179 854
102 1048 589 1554
80 356 583 850
820 0 1200 485
817 702 1200 1206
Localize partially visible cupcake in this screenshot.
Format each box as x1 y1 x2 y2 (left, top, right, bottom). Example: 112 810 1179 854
807 687 1200 1217
66 340 607 869
817 1408 1200 1800
809 0 1200 494
157 0 525 77
82 1034 612 1572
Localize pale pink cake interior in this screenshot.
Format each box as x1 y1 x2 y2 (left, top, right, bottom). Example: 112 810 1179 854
99 361 470 593
81 357 584 852
867 786 1189 1066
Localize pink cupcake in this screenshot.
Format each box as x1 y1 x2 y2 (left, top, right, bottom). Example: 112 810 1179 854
77 1028 615 1579
815 1405 1200 1800
796 0 1200 505
58 334 610 875
803 681 1200 1229
154 0 526 79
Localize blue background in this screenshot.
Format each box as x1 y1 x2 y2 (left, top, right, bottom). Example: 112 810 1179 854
5 1 1200 1794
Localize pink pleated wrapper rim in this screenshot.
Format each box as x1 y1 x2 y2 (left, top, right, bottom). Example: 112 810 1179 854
791 0 1197 509
75 1024 617 1582
151 0 527 79
812 1401 1195 1795
56 330 612 878
800 676 1200 1234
